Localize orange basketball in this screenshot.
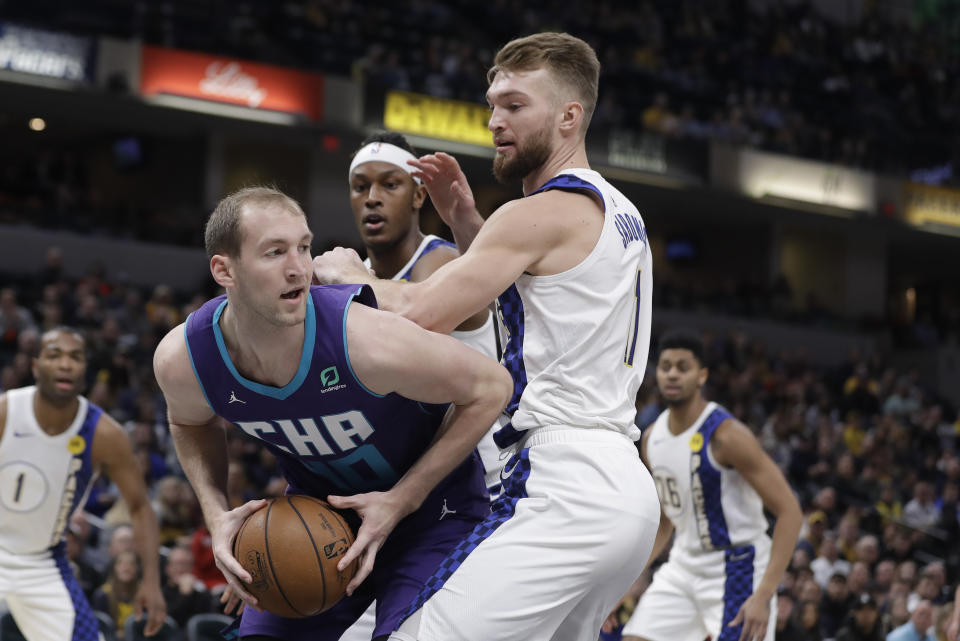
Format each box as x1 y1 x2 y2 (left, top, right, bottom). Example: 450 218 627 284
233 495 357 618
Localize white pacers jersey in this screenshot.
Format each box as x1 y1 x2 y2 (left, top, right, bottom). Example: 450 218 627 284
494 168 652 448
366 234 502 488
646 402 767 555
0 386 102 555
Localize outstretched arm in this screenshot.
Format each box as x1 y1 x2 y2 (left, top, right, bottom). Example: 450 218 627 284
314 189 586 334
93 416 167 636
713 419 802 641
330 302 513 594
153 325 267 612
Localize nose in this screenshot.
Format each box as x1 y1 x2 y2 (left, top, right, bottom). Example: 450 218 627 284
488 107 504 134
286 250 308 280
366 183 383 207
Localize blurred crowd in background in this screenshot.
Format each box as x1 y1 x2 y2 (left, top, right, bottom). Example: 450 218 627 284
1 246 958 638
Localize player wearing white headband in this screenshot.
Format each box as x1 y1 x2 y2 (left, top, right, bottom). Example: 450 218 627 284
337 132 503 641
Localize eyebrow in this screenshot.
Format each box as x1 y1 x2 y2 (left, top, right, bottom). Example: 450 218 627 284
485 89 530 104
351 167 407 180
260 233 314 247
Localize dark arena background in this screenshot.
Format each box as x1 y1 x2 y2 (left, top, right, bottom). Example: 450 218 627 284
0 1 958 640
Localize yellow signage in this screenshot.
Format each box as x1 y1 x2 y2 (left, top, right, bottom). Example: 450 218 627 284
384 91 493 147
904 182 960 229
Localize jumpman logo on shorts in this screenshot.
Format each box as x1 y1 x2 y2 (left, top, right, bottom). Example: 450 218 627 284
228 391 246 404
439 499 457 521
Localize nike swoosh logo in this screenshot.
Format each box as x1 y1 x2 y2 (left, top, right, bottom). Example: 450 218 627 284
12 432 32 438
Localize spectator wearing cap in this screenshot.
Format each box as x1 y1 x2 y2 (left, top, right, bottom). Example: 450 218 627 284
836 593 885 641
886 599 935 641
775 588 808 641
823 572 857 639
799 509 830 557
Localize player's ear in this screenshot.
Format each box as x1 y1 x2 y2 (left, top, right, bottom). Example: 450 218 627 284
412 182 427 211
698 366 708 387
210 254 235 288
558 101 584 136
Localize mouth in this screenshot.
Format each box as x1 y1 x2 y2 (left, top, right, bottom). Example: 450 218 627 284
54 377 75 391
494 138 515 154
362 213 386 233
280 287 304 302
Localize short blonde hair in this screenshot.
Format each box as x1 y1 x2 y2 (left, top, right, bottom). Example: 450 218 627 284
205 186 305 258
488 32 600 130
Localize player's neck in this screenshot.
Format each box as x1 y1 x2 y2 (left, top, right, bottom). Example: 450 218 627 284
32 390 79 435
367 228 425 279
666 396 708 435
218 305 305 387
522 142 590 195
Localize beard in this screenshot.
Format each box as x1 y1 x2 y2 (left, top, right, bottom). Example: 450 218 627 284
493 125 552 184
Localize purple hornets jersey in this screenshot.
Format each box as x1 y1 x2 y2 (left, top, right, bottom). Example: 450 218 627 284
184 284 489 533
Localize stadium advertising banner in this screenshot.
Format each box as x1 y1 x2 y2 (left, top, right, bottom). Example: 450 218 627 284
0 23 95 83
139 45 324 120
713 146 876 213
597 129 708 183
902 182 960 230
382 90 494 147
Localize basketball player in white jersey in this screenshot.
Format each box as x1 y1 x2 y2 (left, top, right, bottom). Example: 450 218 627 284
313 32 661 641
616 330 801 641
339 131 502 641
349 131 502 491
0 328 166 640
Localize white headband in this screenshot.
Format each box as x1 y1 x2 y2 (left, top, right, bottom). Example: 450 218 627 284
348 142 421 184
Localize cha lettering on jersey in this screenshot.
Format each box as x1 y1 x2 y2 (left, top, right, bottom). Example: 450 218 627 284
235 410 397 491
614 212 647 250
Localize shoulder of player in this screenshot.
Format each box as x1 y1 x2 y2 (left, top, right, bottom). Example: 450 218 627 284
345 302 415 359
407 243 460 281
478 192 575 247
90 410 129 470
153 322 193 386
711 417 760 467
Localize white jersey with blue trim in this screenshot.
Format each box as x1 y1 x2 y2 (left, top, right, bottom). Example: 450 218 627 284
366 234 502 488
494 168 652 447
0 386 99 556
646 402 767 556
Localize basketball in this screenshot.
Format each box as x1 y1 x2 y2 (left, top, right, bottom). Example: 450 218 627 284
233 495 357 618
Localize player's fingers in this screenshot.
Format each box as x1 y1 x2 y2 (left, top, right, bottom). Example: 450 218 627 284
217 553 254 585
144 607 165 636
226 575 259 609
728 608 744 626
346 547 377 596
337 528 369 571
327 494 360 512
236 498 268 521
222 591 242 615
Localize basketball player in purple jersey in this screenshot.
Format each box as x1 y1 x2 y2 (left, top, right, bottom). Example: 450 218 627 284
340 133 502 641
152 187 511 641
0 328 166 640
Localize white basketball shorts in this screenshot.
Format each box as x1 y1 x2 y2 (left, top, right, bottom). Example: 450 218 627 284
622 538 776 641
0 544 103 641
394 428 660 641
